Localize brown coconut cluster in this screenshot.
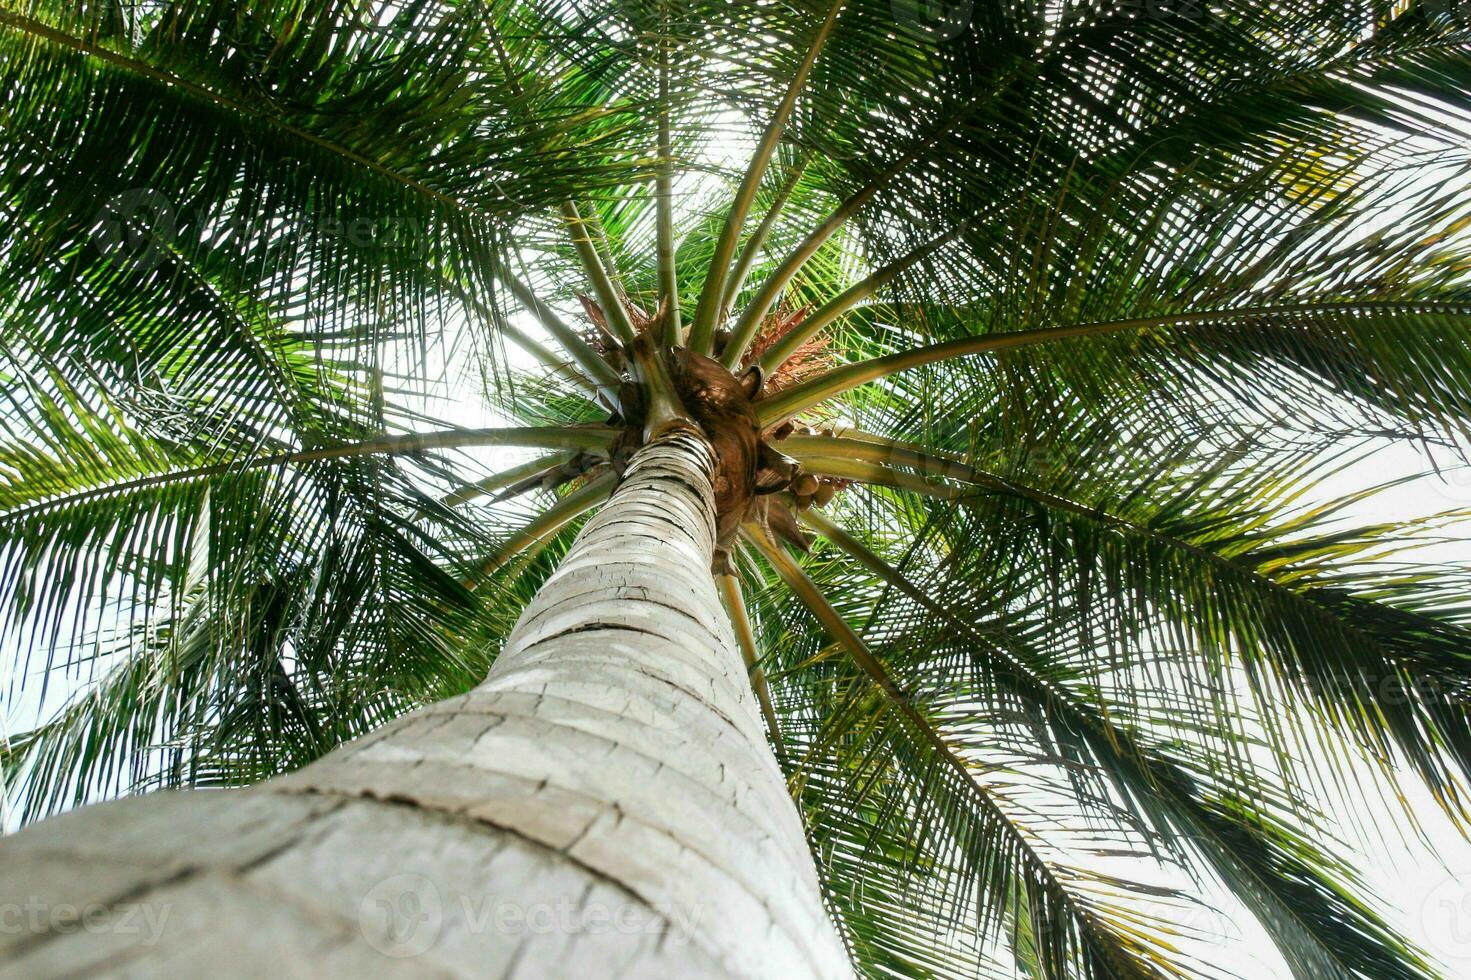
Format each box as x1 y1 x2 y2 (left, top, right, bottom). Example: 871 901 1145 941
565 296 849 572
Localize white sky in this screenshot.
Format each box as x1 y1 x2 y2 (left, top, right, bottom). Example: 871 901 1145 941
1293 446 1471 979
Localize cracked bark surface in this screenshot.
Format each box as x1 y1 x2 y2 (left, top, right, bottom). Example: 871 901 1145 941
0 430 851 979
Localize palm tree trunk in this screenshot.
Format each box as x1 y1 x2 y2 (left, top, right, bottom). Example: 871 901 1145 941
0 429 851 979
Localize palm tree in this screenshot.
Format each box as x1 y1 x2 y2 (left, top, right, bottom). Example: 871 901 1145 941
2 0 1471 975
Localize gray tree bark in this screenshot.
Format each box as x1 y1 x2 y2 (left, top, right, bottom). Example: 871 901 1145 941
0 429 851 979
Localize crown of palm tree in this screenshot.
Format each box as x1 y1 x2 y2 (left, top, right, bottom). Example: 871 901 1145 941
4 1 1471 976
